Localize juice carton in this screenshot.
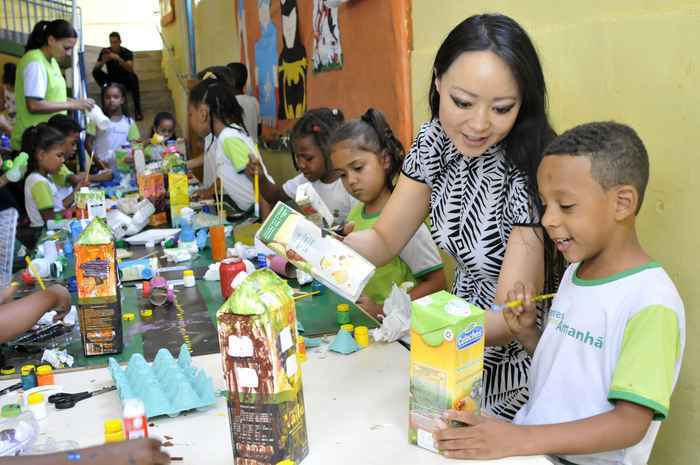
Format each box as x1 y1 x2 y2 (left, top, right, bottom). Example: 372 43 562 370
137 173 167 226
408 291 485 452
295 182 333 227
75 188 106 220
168 172 189 228
257 202 375 302
217 269 309 464
74 218 123 356
75 218 117 304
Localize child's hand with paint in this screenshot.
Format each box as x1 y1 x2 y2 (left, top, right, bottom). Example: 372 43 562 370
501 281 541 355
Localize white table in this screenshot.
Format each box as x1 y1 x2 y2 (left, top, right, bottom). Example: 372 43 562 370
1 342 553 464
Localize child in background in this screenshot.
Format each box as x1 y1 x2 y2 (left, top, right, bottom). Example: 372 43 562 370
187 70 273 214
246 107 357 224
434 122 685 465
145 111 177 161
330 108 446 317
227 62 261 144
85 82 140 172
0 62 16 136
23 124 78 228
48 114 112 186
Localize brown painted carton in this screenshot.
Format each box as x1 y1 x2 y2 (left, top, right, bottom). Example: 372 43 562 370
217 269 308 465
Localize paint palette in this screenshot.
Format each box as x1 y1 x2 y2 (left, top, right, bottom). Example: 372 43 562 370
108 344 216 418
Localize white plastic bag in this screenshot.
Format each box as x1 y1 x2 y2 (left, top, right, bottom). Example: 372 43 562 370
371 284 412 342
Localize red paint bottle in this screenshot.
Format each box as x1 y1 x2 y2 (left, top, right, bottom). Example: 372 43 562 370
219 257 246 300
123 398 148 439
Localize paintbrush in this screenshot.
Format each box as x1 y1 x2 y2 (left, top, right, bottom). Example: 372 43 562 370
490 293 556 312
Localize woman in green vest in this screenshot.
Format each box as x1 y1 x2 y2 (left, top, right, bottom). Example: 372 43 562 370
10 19 94 150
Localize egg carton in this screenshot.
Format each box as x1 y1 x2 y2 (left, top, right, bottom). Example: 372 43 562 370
108 344 216 418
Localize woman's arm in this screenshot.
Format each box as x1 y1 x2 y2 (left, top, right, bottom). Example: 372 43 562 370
485 226 545 347
25 97 94 114
344 174 431 267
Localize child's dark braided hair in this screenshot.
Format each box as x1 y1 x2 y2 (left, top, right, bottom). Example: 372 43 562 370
22 123 65 173
190 69 246 150
101 82 130 118
289 107 345 171
328 108 405 190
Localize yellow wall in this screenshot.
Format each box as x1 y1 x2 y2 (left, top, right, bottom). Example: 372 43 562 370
411 2 699 464
0 54 19 72
160 0 241 132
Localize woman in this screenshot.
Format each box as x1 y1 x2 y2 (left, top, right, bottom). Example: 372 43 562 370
345 14 564 419
10 19 94 150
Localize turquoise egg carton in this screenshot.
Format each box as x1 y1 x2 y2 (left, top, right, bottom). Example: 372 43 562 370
108 344 216 418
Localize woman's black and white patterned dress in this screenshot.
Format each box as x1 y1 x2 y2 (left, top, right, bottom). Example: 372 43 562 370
402 120 538 420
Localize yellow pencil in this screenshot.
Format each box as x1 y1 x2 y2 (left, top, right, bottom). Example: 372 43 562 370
25 256 46 291
254 173 260 218
490 293 556 312
293 290 320 301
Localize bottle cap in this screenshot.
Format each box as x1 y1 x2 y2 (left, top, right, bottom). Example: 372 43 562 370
20 364 35 376
341 324 354 333
337 304 350 312
104 418 123 433
27 393 44 405
183 270 194 277
36 365 52 375
0 366 15 375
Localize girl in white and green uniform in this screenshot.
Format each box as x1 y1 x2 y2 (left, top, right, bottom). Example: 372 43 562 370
10 19 94 150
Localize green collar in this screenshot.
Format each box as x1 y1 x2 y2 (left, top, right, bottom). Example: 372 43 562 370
573 261 661 286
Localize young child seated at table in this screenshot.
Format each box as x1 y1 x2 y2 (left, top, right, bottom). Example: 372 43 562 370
433 122 685 465
329 108 446 317
85 82 140 173
49 115 112 191
245 107 357 224
144 111 177 161
187 70 274 215
0 283 71 342
23 124 81 229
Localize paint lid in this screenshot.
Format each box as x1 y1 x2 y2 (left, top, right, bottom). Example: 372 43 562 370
104 418 123 433
20 364 36 376
183 270 194 277
36 365 52 375
1 403 20 417
0 366 15 375
341 324 354 333
337 303 350 312
27 392 44 405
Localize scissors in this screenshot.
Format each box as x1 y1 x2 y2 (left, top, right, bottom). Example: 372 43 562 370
48 386 116 410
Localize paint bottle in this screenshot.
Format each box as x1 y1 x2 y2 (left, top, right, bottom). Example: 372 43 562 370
297 336 307 363
123 398 148 439
26 393 47 420
210 225 227 262
219 257 246 300
336 303 351 325
354 326 370 348
20 364 37 390
35 365 54 386
104 418 126 443
183 269 196 288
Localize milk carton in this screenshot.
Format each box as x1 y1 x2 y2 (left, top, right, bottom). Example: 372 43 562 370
408 291 485 452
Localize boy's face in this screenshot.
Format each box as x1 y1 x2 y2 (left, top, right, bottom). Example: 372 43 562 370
537 155 617 264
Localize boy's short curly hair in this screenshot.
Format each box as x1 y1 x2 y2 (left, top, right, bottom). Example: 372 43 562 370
543 121 649 213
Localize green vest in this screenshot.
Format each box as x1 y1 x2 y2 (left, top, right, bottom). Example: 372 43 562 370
347 203 415 304
10 49 68 149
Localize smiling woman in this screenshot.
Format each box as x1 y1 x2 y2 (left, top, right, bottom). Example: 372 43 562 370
344 13 565 420
10 20 95 150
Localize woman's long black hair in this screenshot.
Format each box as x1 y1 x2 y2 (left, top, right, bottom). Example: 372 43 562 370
429 13 565 294
25 19 77 51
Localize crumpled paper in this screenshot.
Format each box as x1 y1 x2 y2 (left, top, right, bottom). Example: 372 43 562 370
371 284 411 343
41 348 74 368
37 305 77 326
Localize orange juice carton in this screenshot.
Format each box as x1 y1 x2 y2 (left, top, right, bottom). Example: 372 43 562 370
137 172 167 226
168 172 189 227
257 202 375 302
409 291 485 452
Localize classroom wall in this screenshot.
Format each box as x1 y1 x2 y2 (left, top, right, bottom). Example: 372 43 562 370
77 0 162 51
411 2 699 464
160 0 192 133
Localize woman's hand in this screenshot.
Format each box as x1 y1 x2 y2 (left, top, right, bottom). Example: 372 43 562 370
70 98 95 111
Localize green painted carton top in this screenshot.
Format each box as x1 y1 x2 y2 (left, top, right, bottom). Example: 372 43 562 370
76 218 114 245
217 269 293 317
258 202 294 243
411 291 485 347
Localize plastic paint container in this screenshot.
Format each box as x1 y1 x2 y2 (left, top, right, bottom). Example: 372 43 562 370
104 418 126 443
183 269 196 288
354 326 370 348
297 336 306 363
26 392 47 420
336 303 351 325
123 398 148 439
36 365 54 386
20 364 37 390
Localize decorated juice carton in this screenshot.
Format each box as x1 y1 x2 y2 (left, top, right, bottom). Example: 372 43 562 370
137 172 167 226
408 291 485 452
75 187 106 220
256 202 375 302
168 172 189 228
75 218 123 356
217 269 309 464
